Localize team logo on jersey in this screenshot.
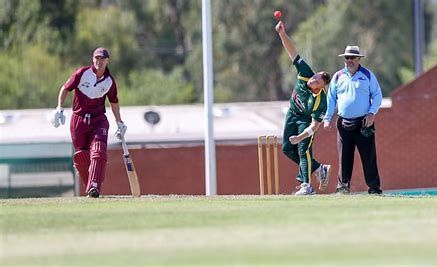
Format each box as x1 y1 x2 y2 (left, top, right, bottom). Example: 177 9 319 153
292 91 304 112
80 81 91 88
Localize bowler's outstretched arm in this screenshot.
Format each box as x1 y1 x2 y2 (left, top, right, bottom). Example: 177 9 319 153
275 21 298 61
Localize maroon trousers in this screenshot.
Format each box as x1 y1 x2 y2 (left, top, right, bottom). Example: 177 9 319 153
71 113 109 193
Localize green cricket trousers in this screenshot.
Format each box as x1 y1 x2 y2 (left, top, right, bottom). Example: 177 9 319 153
282 109 321 184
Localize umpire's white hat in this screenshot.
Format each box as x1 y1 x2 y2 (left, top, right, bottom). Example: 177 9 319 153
338 45 365 57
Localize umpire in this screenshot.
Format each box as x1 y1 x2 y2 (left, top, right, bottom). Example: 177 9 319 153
323 45 383 195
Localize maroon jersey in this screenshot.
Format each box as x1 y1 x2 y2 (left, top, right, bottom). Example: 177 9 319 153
63 66 118 116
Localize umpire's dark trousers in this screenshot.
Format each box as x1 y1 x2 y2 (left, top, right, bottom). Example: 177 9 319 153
336 117 381 192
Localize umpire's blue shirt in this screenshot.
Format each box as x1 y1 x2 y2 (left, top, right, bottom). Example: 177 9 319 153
324 65 383 122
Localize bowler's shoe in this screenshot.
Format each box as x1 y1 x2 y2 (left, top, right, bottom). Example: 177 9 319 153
295 183 316 195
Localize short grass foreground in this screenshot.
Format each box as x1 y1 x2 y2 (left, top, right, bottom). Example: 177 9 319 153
1 195 437 266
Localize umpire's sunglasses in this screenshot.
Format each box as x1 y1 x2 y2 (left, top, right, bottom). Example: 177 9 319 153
345 56 358 60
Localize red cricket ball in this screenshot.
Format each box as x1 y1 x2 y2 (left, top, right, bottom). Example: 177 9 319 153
274 10 282 20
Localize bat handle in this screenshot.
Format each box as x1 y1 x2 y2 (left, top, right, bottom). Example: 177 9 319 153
120 136 130 156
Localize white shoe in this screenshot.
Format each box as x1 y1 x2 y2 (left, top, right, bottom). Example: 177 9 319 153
295 183 315 195
316 164 331 191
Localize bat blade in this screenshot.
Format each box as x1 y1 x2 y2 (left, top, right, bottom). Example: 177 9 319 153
123 154 141 197
121 137 141 197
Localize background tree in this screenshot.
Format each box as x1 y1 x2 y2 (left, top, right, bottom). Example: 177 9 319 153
211 0 320 102
293 0 430 96
0 0 435 109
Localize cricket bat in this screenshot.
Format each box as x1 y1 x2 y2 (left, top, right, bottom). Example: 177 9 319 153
120 136 141 197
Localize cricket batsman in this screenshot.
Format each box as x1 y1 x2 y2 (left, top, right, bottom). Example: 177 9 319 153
50 47 127 198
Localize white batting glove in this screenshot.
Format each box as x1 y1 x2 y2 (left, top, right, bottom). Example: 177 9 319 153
115 121 127 140
50 107 65 128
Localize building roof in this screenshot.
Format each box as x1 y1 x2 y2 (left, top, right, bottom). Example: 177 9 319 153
0 100 392 146
390 65 437 99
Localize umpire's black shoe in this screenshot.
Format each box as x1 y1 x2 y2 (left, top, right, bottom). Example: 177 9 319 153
368 188 382 195
87 187 100 198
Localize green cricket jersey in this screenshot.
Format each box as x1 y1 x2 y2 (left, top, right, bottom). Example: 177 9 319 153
289 55 327 122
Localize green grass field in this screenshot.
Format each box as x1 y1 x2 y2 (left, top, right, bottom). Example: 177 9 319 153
1 195 437 266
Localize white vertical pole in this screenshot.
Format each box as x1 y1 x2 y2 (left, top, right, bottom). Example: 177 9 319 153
413 0 424 76
202 0 217 195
